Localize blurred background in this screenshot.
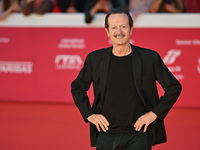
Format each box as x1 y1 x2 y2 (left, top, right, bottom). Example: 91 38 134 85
0 0 200 150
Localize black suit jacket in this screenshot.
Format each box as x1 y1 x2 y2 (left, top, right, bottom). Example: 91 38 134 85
71 44 182 147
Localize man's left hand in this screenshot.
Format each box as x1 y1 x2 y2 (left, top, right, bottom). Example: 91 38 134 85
134 111 157 132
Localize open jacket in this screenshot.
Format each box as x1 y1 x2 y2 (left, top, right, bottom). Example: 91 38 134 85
71 44 182 147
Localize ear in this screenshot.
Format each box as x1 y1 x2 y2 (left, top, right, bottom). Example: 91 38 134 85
105 28 110 37
130 26 134 35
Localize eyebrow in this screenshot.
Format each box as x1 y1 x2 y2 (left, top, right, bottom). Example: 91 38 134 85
110 24 128 27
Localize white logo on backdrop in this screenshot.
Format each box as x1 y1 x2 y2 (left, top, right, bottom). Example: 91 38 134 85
163 49 184 80
176 39 200 46
197 58 200 74
0 61 33 74
163 49 181 65
58 38 85 49
55 55 83 70
0 38 10 43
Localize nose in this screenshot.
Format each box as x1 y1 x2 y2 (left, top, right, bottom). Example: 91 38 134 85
116 27 122 34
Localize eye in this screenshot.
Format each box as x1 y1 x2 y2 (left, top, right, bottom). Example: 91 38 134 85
111 26 116 30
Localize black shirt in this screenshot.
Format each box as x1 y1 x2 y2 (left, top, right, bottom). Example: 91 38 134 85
101 51 146 134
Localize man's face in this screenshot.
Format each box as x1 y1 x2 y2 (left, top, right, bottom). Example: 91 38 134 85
106 13 133 46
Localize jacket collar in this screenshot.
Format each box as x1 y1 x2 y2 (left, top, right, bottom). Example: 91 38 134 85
131 45 150 111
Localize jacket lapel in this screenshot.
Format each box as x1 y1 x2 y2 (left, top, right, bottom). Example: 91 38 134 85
97 47 112 111
131 45 150 111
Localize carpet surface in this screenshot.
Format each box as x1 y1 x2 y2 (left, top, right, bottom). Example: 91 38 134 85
0 102 199 150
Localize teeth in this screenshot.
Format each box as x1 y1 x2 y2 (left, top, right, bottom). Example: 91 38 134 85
114 34 125 38
116 35 124 38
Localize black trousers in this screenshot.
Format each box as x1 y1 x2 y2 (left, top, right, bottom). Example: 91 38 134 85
96 131 152 150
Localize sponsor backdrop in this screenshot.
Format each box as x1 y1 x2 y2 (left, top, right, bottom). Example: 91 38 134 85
0 27 200 107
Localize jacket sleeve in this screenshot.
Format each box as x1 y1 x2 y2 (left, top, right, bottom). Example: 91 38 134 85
152 52 182 120
71 54 94 122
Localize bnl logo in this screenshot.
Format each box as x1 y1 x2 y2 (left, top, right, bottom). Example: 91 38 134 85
55 55 83 69
163 50 181 65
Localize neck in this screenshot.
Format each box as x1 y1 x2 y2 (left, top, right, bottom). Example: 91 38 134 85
112 44 132 56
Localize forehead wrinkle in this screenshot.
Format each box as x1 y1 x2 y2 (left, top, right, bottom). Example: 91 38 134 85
108 14 129 27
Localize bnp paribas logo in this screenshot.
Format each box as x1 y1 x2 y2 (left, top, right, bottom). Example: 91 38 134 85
55 55 83 70
0 61 33 74
163 49 183 80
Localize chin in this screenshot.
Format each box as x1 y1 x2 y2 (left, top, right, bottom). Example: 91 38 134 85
115 41 128 45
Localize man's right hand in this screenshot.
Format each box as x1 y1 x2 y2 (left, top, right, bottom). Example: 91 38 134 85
87 114 109 132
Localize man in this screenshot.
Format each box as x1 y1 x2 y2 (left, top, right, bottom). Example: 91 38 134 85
71 8 182 150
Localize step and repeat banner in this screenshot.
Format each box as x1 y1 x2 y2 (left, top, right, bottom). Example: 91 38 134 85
0 15 200 108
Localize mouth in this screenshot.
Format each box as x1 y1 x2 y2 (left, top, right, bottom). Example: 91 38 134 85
114 34 125 38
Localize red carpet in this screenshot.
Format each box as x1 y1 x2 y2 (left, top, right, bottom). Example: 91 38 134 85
0 102 199 150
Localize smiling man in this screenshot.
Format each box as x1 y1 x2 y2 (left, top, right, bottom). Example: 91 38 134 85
71 8 182 150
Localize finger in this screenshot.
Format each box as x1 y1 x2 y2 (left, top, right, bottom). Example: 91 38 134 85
135 122 140 131
100 115 109 126
93 119 106 132
95 123 101 132
88 114 109 132
98 122 107 132
143 124 148 132
100 123 108 131
134 120 138 128
134 117 143 130
136 122 144 131
134 118 141 128
96 116 108 132
99 115 109 129
135 118 146 131
95 119 106 132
